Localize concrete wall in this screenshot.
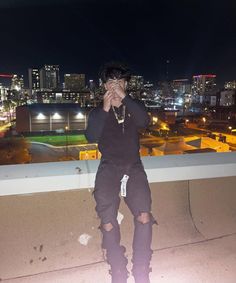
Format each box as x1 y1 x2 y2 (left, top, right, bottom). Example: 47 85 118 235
1 177 236 280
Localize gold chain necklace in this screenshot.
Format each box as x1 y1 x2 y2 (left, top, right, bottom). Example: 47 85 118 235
112 105 126 124
112 105 126 133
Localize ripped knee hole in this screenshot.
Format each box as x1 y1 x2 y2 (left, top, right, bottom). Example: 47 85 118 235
103 222 114 232
137 212 150 224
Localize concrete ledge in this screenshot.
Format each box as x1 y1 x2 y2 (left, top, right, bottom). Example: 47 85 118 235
0 152 236 196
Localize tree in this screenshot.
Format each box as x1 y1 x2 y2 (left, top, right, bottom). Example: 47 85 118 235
0 137 31 165
2 100 16 122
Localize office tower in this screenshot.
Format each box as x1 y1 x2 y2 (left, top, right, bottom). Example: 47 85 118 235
11 74 24 91
192 74 216 103
28 68 40 90
64 74 85 91
219 90 236 106
172 79 191 96
192 74 216 96
40 65 60 90
128 75 144 91
224 81 236 90
0 84 9 102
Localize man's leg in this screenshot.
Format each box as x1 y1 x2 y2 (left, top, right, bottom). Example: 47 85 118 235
100 220 128 283
132 212 155 283
94 162 128 283
124 162 156 283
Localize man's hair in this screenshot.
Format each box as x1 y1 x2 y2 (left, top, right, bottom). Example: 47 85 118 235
99 61 131 83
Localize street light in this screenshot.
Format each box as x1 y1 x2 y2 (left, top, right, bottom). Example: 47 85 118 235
65 126 69 159
152 116 158 124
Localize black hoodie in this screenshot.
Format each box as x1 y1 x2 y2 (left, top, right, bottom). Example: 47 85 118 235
85 95 149 165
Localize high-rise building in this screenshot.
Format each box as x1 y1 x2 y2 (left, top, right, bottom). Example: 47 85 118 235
128 75 144 91
40 65 60 90
172 79 191 95
219 90 236 106
224 81 236 90
28 68 40 91
192 74 217 103
0 83 9 102
11 74 24 91
64 74 85 91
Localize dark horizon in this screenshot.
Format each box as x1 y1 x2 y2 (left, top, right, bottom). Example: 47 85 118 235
0 0 236 86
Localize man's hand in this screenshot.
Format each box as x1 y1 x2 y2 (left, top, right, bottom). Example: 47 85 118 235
103 91 113 112
111 82 126 99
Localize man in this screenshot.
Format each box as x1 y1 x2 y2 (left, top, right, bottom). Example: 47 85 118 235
85 62 155 283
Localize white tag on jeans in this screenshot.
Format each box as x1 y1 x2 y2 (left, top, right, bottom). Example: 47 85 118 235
120 174 129 197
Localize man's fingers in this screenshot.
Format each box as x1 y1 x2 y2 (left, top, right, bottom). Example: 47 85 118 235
104 91 113 100
104 91 110 97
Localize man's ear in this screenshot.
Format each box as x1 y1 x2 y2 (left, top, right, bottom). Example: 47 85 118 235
104 83 108 91
125 81 128 89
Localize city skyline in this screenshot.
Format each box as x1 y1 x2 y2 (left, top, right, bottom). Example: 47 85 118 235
0 0 236 86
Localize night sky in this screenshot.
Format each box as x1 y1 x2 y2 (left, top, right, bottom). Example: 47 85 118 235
0 0 236 86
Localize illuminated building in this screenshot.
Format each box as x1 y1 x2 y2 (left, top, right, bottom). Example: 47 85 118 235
0 84 9 102
40 65 60 90
89 79 96 91
28 68 40 90
192 74 217 104
64 74 85 91
224 81 236 90
219 90 236 107
11 74 24 91
128 75 144 91
172 79 191 95
16 103 88 133
35 89 91 107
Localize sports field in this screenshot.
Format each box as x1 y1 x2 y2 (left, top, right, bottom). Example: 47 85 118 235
27 135 87 146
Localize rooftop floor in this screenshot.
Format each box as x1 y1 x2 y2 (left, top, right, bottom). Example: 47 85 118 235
4 234 236 283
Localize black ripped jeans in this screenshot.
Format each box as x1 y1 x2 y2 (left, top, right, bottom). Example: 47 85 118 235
94 159 154 275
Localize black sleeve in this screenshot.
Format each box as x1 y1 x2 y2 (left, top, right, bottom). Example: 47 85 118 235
122 95 150 128
85 107 109 143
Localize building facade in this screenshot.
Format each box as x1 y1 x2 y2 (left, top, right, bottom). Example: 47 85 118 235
40 65 60 90
11 75 24 91
16 104 88 133
35 89 94 107
192 74 217 104
128 75 144 91
28 68 40 91
64 74 85 91
0 84 9 102
224 81 236 90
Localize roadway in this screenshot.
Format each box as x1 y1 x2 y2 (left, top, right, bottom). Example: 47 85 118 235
29 143 65 163
29 142 97 163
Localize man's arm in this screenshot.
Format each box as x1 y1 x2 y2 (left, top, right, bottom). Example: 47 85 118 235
85 90 113 143
122 95 150 128
85 108 109 143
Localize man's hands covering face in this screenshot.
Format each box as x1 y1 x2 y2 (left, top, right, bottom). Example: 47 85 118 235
103 79 126 111
103 91 114 112
109 80 126 99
